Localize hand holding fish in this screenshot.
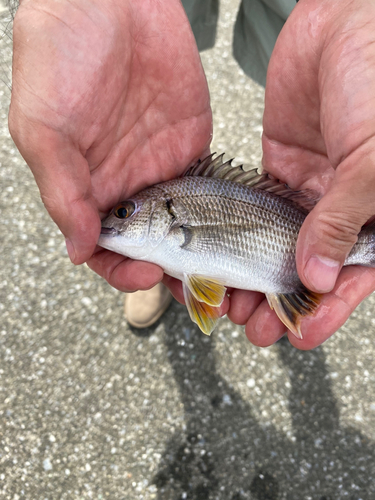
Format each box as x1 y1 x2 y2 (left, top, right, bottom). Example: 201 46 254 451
229 0 375 348
9 0 375 349
9 0 211 289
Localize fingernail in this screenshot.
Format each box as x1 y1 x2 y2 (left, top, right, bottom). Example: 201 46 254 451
304 255 340 292
65 238 76 264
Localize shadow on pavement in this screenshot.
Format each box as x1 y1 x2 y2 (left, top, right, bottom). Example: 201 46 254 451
152 304 375 500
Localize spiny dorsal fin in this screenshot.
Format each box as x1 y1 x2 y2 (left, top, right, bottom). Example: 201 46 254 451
184 153 319 212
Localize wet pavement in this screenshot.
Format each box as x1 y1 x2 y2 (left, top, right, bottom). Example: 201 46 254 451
1 1 375 499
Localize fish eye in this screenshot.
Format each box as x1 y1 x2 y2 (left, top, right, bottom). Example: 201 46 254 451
114 201 136 219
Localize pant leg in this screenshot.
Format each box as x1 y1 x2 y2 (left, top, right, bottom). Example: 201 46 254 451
233 0 296 86
181 0 219 51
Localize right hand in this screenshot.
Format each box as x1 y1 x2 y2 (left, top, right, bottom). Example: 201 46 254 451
9 0 212 291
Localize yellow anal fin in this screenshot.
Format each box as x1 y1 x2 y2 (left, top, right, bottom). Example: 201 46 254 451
266 288 322 339
184 273 226 307
183 282 221 335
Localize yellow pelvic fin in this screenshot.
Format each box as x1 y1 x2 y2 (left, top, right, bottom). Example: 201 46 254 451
184 274 226 307
183 282 221 335
266 289 322 339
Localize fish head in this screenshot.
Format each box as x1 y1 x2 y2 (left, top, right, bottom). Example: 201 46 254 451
98 187 173 260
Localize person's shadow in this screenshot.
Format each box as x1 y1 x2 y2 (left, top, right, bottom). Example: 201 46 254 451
150 303 375 500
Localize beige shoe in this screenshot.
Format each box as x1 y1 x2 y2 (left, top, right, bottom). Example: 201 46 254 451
124 283 173 328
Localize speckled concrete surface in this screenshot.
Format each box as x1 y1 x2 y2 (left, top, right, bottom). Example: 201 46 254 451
1 1 375 499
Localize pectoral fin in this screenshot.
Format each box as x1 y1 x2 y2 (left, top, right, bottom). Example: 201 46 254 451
184 274 226 307
183 282 221 335
266 289 322 339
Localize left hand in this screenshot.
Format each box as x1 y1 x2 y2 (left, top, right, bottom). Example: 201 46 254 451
9 0 212 293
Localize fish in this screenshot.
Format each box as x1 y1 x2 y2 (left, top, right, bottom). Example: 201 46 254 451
98 153 375 338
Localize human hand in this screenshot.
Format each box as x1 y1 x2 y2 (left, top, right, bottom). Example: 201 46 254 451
227 0 375 349
9 0 212 291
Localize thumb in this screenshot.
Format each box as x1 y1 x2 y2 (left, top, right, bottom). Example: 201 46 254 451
296 159 375 293
10 124 101 265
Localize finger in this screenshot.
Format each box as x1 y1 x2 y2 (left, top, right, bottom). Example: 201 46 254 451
296 147 375 293
289 265 375 350
227 289 264 325
163 275 184 304
87 250 164 291
8 122 101 265
245 298 286 347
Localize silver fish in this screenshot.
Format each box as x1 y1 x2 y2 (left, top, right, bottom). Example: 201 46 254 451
98 154 375 338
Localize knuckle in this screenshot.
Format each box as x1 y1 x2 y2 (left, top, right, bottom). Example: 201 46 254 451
315 211 360 250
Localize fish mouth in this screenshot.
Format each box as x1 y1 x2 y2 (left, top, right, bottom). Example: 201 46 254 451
100 227 118 236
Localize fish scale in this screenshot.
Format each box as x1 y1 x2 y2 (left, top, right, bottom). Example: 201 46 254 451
98 154 375 338
172 192 296 286
159 180 304 276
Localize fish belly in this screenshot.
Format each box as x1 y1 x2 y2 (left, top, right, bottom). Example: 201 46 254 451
150 225 301 295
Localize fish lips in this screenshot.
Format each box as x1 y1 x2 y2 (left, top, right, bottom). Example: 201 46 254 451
100 227 119 236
